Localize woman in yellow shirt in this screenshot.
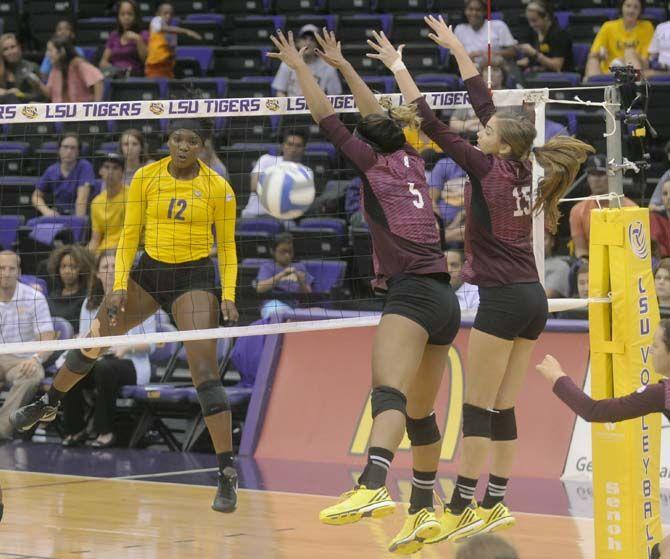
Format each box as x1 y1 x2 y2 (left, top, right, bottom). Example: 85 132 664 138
10 119 240 514
585 0 654 78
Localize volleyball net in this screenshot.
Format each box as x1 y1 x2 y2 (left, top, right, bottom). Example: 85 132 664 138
0 85 596 356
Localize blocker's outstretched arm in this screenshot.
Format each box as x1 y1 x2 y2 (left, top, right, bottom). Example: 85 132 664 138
268 30 335 124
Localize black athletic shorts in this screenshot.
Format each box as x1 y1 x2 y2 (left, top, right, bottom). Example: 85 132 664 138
474 281 548 341
383 273 461 346
130 252 219 314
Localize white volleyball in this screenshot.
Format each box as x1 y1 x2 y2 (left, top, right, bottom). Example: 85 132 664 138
258 161 315 220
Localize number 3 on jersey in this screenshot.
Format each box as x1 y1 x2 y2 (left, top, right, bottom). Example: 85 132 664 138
167 198 187 220
512 186 531 217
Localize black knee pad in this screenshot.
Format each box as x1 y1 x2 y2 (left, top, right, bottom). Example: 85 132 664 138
196 380 230 417
64 349 97 376
370 385 407 419
462 404 493 438
491 407 517 441
406 412 441 446
651 543 661 559
0 502 3 522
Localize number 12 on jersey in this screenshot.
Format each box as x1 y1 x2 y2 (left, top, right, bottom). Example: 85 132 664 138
167 198 187 221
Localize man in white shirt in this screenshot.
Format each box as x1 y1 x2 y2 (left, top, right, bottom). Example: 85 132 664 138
648 21 670 73
0 251 54 439
271 24 342 98
446 249 480 311
454 0 517 64
241 130 315 218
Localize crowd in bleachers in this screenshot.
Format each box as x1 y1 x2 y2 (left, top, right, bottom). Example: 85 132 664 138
2 0 670 449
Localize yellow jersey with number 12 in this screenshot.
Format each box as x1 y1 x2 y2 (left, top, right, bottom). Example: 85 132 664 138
113 157 237 301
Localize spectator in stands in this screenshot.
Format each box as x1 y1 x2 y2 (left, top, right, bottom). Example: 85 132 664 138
428 157 467 227
255 233 314 319
647 18 670 75
585 0 654 80
118 129 150 186
446 248 479 310
145 2 202 79
648 140 670 212
89 154 127 254
454 0 517 66
517 0 573 75
544 230 571 298
272 24 342 97
200 138 229 180
241 130 314 218
99 0 148 78
46 245 94 331
0 33 43 104
455 535 519 559
576 259 589 298
38 36 104 103
0 251 55 440
569 155 637 258
650 179 670 257
60 250 156 448
39 19 84 82
32 134 96 218
656 259 670 311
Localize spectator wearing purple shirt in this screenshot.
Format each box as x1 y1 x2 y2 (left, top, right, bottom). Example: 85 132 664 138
255 233 313 319
268 29 461 553
368 18 595 539
99 1 149 77
536 321 670 559
32 134 95 217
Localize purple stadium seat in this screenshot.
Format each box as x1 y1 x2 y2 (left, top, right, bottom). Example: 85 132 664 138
241 258 272 268
415 73 460 91
572 43 591 72
0 214 24 250
51 316 74 341
150 322 179 368
298 217 347 236
26 216 88 244
529 72 582 88
586 74 616 84
18 275 48 295
302 259 346 295
237 217 284 235
231 318 272 387
175 46 213 75
554 11 570 29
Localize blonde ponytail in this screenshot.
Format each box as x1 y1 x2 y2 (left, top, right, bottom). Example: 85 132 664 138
533 137 595 232
389 103 422 130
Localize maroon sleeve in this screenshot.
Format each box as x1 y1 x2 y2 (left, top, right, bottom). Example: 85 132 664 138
414 96 492 179
553 376 666 422
319 114 377 173
464 75 496 126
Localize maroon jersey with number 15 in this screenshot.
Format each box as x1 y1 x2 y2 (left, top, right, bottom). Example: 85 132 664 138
319 114 446 286
415 75 539 287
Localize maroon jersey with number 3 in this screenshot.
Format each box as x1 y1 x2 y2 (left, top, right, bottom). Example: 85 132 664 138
319 114 446 286
415 75 539 287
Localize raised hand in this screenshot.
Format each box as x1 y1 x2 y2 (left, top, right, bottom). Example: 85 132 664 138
314 28 347 69
424 15 462 51
366 30 404 71
268 30 307 70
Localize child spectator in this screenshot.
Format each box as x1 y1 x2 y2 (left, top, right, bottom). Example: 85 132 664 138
32 134 96 217
255 233 314 319
89 154 127 254
118 129 150 186
145 2 202 79
39 20 84 82
0 33 43 104
585 0 654 79
99 0 149 78
40 36 104 103
60 250 156 448
517 0 573 74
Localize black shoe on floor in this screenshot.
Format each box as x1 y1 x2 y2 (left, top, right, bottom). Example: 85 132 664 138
212 466 238 513
10 396 59 432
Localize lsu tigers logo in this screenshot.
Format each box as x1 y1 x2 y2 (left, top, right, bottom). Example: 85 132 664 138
21 105 38 119
628 220 648 260
149 102 165 115
265 99 280 112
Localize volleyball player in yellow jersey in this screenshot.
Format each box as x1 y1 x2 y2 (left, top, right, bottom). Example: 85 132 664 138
11 120 240 513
